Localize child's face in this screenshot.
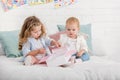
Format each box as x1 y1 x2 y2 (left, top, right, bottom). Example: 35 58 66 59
66 23 79 39
31 25 42 39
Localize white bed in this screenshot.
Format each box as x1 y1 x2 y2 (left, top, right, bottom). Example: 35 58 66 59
0 24 120 80
0 55 120 80
0 0 120 79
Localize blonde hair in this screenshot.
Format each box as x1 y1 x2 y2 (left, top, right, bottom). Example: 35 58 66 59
66 17 80 28
18 16 46 50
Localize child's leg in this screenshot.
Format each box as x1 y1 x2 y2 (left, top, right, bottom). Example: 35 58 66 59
24 55 38 65
68 53 77 63
76 53 90 61
81 53 90 61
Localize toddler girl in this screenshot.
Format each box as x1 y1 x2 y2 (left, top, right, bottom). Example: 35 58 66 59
19 16 59 65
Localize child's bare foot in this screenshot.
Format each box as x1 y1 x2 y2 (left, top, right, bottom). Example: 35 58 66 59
69 56 76 63
24 56 33 66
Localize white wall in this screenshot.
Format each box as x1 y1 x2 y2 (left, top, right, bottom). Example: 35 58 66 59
0 1 91 33
90 0 120 57
0 0 120 57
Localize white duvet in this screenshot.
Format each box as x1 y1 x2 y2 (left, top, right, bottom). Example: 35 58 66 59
0 55 120 80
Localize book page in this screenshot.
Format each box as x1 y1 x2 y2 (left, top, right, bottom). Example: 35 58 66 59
39 56 49 63
52 46 68 54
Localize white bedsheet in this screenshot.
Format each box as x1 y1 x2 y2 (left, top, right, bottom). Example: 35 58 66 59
0 55 120 80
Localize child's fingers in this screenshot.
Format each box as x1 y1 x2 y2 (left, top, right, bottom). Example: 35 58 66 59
58 42 61 47
56 42 61 47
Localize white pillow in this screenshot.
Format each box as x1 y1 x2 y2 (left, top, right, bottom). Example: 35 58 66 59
0 42 5 55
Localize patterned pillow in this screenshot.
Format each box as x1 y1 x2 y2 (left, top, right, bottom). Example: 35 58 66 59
49 31 66 41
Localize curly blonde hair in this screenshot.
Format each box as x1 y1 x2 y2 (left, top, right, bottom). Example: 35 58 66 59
18 16 46 50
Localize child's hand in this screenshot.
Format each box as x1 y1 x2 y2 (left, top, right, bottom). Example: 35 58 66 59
39 48 46 54
77 49 85 57
76 52 82 57
51 40 61 48
55 41 61 48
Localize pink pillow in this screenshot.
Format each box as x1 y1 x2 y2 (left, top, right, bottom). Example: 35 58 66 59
49 31 66 52
49 31 66 41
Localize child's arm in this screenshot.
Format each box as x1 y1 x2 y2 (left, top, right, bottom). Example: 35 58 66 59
76 36 88 57
27 48 46 56
44 36 60 47
22 41 46 57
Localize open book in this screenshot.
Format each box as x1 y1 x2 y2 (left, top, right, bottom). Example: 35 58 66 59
38 56 49 64
47 46 76 66
39 46 76 66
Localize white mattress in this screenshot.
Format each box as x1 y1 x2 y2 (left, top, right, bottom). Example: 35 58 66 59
0 55 120 80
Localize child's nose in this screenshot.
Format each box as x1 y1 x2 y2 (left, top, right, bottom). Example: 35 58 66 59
37 33 40 36
70 30 73 33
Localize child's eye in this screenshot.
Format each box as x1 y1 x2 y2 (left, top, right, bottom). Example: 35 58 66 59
73 29 75 31
67 29 71 31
